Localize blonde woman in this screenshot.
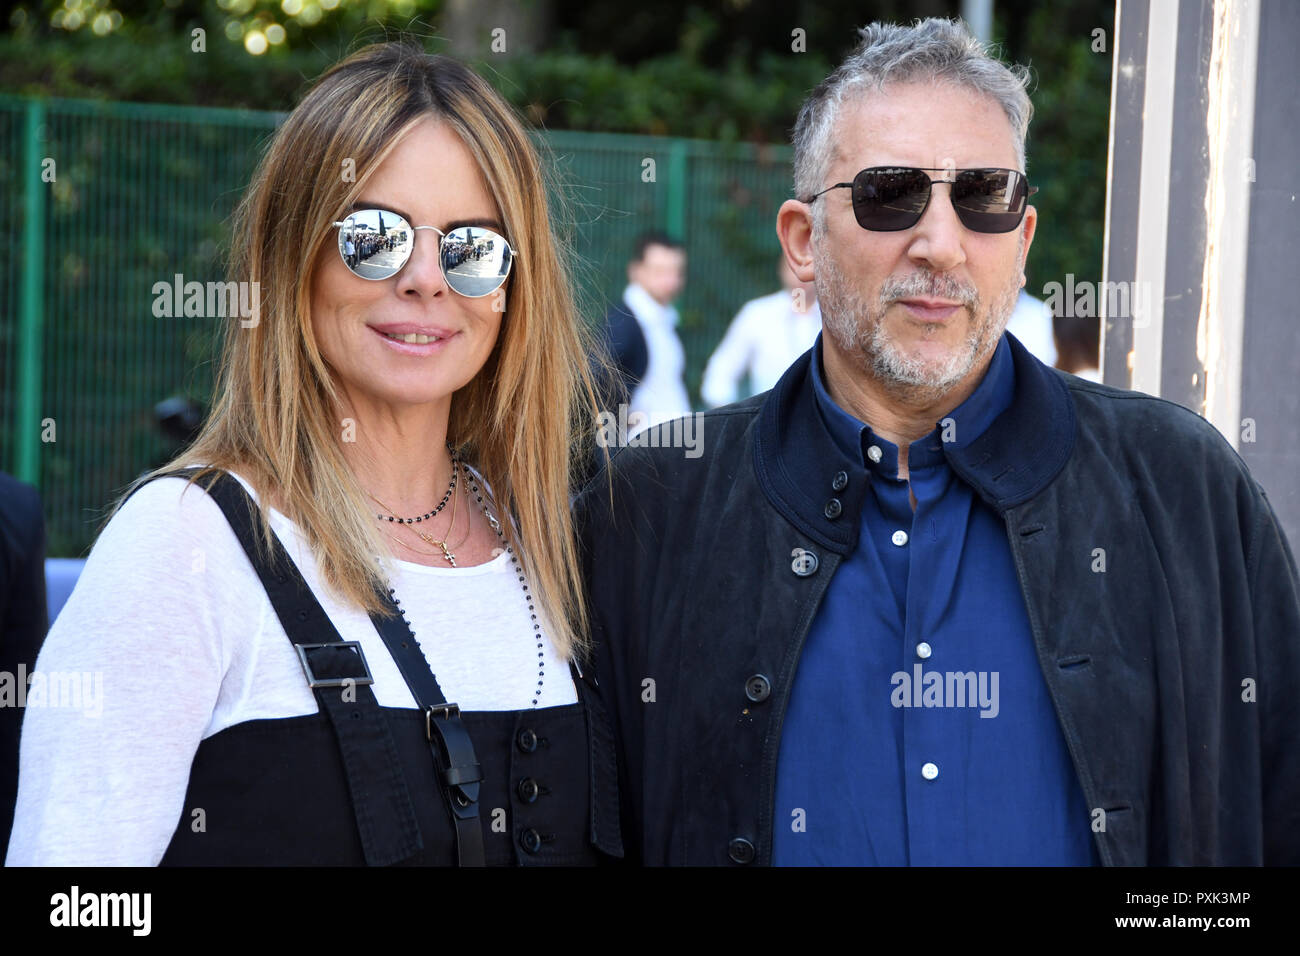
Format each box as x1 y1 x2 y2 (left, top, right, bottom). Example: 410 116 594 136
6 43 621 866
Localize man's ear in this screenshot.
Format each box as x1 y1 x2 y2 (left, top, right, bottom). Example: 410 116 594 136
1018 204 1038 286
777 199 817 284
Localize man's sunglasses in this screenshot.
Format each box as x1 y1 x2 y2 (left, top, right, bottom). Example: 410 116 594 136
333 208 516 298
805 167 1036 234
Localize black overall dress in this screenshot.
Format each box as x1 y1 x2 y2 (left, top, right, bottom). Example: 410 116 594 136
129 469 622 866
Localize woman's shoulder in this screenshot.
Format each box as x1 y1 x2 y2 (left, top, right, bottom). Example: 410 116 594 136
109 469 239 542
89 466 274 595
41 467 267 688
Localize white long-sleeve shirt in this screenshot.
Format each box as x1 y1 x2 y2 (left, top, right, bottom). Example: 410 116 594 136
5 469 573 866
623 282 692 428
700 291 822 407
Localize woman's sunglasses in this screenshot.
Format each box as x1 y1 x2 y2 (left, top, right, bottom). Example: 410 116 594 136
806 166 1036 234
333 208 516 298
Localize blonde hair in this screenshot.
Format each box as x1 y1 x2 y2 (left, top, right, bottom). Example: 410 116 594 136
112 42 602 659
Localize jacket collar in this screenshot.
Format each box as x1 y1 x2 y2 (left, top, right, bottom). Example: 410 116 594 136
752 329 1077 555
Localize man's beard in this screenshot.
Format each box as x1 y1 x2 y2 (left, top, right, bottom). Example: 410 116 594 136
816 235 1024 403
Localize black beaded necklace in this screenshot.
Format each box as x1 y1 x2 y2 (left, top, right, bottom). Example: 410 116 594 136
385 461 546 708
371 454 458 524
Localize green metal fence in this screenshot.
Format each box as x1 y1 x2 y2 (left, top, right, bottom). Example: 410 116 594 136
0 95 794 556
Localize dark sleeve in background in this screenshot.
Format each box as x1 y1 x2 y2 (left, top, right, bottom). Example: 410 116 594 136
601 303 648 401
575 304 647 495
0 472 49 859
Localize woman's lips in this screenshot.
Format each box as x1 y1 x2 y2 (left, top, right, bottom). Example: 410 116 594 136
369 324 457 355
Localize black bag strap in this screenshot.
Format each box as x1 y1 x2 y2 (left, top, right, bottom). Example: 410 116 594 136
131 467 425 866
187 467 484 866
366 594 486 866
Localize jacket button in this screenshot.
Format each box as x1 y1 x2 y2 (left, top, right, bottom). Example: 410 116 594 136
519 828 542 854
728 837 756 864
744 674 771 702
516 728 538 753
517 777 540 803
790 548 819 577
824 498 842 519
832 471 848 491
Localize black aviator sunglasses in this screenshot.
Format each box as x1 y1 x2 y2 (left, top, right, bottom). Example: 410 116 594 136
805 166 1037 234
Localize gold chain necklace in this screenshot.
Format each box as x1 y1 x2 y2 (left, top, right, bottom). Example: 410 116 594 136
372 467 461 566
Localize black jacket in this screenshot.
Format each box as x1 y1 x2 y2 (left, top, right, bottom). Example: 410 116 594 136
574 331 1300 866
598 301 648 406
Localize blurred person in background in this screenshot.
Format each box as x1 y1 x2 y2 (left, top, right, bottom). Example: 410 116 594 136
0 472 47 860
1004 288 1056 366
700 253 822 407
599 232 691 430
1053 312 1101 382
7 42 620 867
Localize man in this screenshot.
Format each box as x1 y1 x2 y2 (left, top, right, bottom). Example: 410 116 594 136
700 254 822 407
598 232 692 430
576 18 1300 866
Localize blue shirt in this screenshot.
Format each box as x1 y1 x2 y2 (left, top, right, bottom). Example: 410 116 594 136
772 333 1098 865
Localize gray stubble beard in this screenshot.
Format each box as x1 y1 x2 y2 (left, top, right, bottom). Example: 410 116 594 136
816 230 1025 406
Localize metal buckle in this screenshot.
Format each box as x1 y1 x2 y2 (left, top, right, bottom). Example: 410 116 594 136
295 641 375 689
425 702 461 740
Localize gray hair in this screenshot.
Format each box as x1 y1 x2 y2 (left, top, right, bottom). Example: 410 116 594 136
792 18 1033 208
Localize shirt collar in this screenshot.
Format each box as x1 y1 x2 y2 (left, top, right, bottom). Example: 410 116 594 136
753 329 1077 554
809 331 1017 477
623 282 679 327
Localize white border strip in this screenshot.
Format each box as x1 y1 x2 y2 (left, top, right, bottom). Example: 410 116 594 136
1198 0 1258 448
1130 0 1180 396
1099 0 1122 385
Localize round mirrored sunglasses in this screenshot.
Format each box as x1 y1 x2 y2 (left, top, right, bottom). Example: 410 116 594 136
333 208 516 298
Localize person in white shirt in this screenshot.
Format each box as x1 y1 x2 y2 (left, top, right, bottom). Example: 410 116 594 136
701 254 822 407
618 233 692 430
6 44 621 868
1004 289 1057 366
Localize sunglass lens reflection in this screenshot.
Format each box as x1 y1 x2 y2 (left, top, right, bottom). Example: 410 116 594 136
440 226 512 298
338 209 414 279
951 170 1025 233
852 168 933 231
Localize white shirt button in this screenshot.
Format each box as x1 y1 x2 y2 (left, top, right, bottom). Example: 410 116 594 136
916 642 932 659
867 445 883 463
891 530 909 547
921 762 939 780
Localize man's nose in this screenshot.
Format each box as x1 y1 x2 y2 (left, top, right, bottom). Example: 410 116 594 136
905 182 967 274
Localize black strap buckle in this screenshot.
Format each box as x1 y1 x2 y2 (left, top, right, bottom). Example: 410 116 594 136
295 641 375 689
424 702 460 740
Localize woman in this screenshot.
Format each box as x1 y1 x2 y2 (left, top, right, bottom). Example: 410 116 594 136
6 42 621 866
